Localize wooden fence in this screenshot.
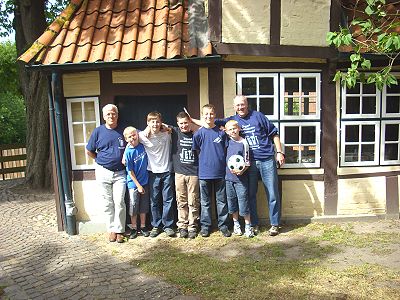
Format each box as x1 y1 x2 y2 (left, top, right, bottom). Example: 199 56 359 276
0 144 26 180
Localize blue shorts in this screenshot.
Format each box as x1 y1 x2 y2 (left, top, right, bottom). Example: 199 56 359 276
128 185 150 216
226 180 249 217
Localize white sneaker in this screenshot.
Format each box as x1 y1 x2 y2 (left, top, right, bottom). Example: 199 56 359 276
233 224 243 236
269 225 279 236
244 226 254 238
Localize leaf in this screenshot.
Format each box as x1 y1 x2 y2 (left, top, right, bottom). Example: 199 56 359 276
361 59 371 69
365 5 374 16
350 53 360 63
333 71 342 82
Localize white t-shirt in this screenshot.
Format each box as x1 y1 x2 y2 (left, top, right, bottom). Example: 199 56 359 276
139 131 172 173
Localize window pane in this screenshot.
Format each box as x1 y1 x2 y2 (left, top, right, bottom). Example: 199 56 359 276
362 97 376 114
361 144 375 161
346 97 360 114
385 144 399 160
71 102 83 122
385 124 399 141
345 145 359 162
285 78 299 95
301 146 316 163
386 96 400 114
285 127 299 144
301 96 317 115
75 146 86 165
73 124 84 143
285 146 299 164
247 97 257 111
284 97 300 115
301 126 316 144
302 78 316 95
362 83 376 94
259 77 274 95
347 83 360 94
84 102 96 121
387 84 400 93
259 98 274 115
86 123 96 141
242 78 256 95
345 125 359 142
361 125 375 142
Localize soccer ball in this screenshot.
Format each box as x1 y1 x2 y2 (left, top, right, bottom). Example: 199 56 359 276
227 155 245 172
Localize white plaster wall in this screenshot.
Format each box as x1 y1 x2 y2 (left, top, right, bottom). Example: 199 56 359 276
73 180 105 223
222 0 271 44
281 0 331 47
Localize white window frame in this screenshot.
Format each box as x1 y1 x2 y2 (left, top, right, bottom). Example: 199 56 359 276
382 81 400 118
279 122 321 168
237 73 279 120
380 120 400 165
279 73 321 120
340 121 380 166
66 97 100 170
341 82 380 119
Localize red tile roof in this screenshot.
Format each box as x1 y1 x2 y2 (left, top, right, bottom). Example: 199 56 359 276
19 0 213 65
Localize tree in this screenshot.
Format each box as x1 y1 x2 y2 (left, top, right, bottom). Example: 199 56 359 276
0 0 66 189
327 0 400 90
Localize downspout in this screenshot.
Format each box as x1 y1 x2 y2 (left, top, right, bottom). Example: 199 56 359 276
52 72 77 235
48 76 67 230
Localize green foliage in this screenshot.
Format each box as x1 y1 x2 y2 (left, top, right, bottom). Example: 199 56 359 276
327 0 400 90
0 42 25 144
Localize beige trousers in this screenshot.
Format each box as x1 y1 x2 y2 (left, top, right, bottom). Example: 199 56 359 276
175 173 200 231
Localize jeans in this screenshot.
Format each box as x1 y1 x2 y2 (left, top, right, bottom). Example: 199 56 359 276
248 157 280 226
149 171 175 229
199 178 229 231
95 165 126 233
226 179 249 217
175 173 200 231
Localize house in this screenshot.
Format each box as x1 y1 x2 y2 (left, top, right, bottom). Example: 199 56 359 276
19 0 400 233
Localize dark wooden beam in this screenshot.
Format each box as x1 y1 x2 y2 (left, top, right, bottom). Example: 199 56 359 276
208 0 222 42
270 0 281 45
208 65 224 117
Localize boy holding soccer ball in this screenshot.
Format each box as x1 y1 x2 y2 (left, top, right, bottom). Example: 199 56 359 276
225 120 254 238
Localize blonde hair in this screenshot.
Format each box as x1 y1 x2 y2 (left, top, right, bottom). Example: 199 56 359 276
123 126 137 138
225 120 240 129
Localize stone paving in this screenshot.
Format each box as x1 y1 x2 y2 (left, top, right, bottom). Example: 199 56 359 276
0 179 187 300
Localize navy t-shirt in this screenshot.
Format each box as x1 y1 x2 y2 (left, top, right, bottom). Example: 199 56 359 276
216 110 278 161
171 127 198 176
192 126 227 180
225 138 250 183
86 124 126 171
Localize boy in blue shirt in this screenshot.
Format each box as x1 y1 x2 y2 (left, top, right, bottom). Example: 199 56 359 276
192 104 231 238
123 126 150 239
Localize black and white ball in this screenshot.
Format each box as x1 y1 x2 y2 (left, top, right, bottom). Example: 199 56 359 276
227 155 245 172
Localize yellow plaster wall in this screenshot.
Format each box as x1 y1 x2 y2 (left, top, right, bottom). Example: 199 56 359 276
222 0 271 44
112 68 187 83
281 0 331 47
63 71 100 97
282 180 325 217
222 68 237 117
338 177 386 215
72 180 105 223
199 67 209 109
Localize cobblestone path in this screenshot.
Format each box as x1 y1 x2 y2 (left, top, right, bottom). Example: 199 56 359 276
0 179 185 300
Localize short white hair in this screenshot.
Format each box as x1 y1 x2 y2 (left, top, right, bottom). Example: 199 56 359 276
102 104 118 114
233 95 248 104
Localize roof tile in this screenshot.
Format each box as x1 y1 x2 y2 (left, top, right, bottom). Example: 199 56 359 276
19 0 212 65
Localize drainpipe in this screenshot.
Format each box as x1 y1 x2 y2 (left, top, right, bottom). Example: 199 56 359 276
47 76 67 230
52 72 77 235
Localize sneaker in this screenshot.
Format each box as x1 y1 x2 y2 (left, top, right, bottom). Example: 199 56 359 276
233 224 243 236
200 228 210 237
116 233 125 243
188 230 197 239
269 225 279 236
164 227 176 237
244 226 255 238
179 228 189 238
109 232 117 242
129 228 138 239
253 225 259 236
220 227 231 238
140 227 150 237
150 227 162 238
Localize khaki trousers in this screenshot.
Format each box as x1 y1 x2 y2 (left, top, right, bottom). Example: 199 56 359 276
175 173 200 231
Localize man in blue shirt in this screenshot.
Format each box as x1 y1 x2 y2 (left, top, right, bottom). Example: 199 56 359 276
86 104 127 243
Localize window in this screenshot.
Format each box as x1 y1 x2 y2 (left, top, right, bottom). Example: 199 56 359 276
237 72 321 168
340 79 400 166
66 97 100 170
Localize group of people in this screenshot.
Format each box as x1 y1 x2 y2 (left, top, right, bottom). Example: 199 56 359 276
86 95 285 243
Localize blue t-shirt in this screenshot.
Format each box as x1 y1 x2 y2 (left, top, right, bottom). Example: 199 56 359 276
216 110 278 161
225 138 250 183
124 143 149 190
192 126 227 180
86 124 126 171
